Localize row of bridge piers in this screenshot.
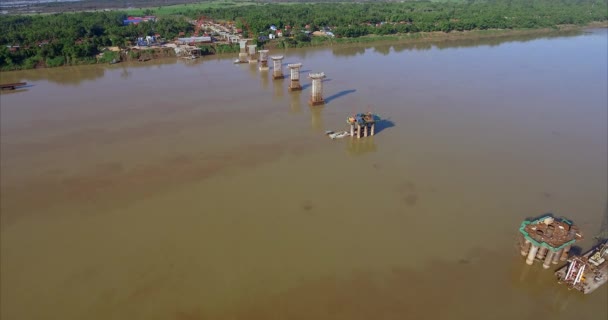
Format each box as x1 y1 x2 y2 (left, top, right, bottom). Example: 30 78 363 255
236 41 326 106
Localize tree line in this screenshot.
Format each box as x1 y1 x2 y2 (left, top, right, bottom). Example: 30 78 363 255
0 0 606 70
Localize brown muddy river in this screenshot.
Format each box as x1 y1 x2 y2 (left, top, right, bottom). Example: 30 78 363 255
1 29 607 320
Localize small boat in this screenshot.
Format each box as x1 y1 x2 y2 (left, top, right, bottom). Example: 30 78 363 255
328 131 350 139
0 82 27 90
233 59 240 64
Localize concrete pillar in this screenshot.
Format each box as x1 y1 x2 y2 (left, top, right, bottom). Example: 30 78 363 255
247 44 257 63
356 124 361 139
350 124 354 137
270 55 284 79
553 249 563 264
526 245 539 265
238 40 247 53
287 63 302 91
536 247 548 260
308 72 326 106
543 250 555 269
560 246 571 261
521 240 532 256
371 123 375 136
237 40 248 63
258 50 269 71
364 125 368 137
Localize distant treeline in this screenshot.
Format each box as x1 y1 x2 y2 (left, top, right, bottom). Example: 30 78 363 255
199 0 607 36
0 0 606 70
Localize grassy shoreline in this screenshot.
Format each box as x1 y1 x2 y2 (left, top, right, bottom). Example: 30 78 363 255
213 22 607 57
274 23 607 49
2 22 605 72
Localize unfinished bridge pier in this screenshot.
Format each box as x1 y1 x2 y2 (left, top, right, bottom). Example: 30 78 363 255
287 63 302 91
247 44 257 63
258 50 269 71
308 72 326 106
271 56 285 79
238 40 248 63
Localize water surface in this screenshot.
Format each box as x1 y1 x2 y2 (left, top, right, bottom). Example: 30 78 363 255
1 29 607 320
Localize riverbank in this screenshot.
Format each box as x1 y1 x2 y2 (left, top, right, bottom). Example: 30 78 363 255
264 22 608 51
1 22 606 72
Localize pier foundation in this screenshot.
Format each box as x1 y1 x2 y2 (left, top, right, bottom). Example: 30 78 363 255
553 249 563 264
521 240 532 256
526 245 539 265
536 247 548 260
561 246 571 261
543 250 555 269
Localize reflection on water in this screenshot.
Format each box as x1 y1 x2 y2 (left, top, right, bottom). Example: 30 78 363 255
332 46 366 57
346 136 378 155
389 30 583 53
289 91 302 114
326 29 586 58
260 69 269 90
247 62 257 79
4 65 106 86
273 77 284 99
373 45 391 56
0 58 184 86
310 106 324 132
119 66 132 80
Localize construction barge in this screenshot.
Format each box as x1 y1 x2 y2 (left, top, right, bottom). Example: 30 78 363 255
555 240 608 294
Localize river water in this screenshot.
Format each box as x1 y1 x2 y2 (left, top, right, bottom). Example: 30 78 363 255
1 29 607 320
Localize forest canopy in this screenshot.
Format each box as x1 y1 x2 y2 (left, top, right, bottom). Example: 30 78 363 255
1 0 606 70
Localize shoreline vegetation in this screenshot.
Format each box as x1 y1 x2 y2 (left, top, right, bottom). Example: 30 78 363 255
1 0 606 71
201 23 608 58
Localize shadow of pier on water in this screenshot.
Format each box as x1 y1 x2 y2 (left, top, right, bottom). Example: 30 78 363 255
324 89 356 104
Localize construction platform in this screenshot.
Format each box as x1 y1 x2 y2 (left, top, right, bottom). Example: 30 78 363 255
519 215 583 268
555 241 608 294
346 113 378 139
